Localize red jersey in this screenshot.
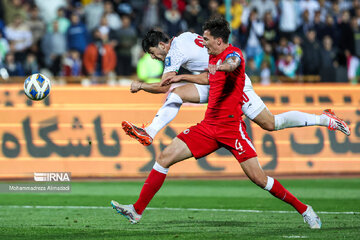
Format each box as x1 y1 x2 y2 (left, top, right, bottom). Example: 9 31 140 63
204 44 246 124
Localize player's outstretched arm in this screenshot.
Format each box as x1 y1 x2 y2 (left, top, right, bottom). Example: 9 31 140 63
131 80 170 94
161 72 209 86
208 56 241 75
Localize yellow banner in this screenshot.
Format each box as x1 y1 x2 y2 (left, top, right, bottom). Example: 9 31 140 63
0 84 359 178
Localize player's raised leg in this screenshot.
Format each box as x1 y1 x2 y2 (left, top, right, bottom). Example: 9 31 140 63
240 157 322 229
122 83 201 146
111 137 193 223
243 90 351 136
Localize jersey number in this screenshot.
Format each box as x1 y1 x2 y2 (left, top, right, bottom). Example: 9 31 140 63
243 93 249 103
194 36 204 48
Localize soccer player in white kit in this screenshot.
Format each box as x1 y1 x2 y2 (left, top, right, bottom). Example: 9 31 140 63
122 30 350 146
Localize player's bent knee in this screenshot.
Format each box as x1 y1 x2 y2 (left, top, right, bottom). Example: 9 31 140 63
156 156 170 169
171 88 186 101
156 151 176 168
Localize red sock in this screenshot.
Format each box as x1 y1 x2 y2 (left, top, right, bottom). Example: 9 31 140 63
133 169 167 214
269 179 307 214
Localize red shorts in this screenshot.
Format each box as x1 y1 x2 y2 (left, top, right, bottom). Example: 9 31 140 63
177 120 257 163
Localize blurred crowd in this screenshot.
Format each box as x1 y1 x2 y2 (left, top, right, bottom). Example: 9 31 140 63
0 0 359 84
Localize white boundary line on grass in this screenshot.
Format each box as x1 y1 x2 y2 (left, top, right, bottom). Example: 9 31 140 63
0 205 358 215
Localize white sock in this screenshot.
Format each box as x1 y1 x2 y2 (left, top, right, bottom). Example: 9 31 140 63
145 93 183 139
274 111 330 130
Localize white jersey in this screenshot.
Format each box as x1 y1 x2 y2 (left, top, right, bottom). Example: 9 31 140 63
163 32 209 74
163 32 253 92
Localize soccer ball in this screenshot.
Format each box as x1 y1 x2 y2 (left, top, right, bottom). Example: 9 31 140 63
24 73 51 101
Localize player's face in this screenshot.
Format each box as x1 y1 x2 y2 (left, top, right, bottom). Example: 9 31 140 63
148 43 167 61
202 30 217 55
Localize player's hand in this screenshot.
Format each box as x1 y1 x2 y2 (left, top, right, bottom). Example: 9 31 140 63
160 75 176 86
130 81 143 93
165 75 183 85
208 64 218 75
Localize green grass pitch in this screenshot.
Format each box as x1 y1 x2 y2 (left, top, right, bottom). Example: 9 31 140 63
0 178 359 239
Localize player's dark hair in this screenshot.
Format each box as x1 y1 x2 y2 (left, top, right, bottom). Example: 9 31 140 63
202 17 231 44
142 30 170 52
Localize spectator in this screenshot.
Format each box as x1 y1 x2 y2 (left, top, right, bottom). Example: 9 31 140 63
63 50 82 76
259 42 276 74
348 16 360 84
314 11 325 41
183 0 203 34
203 0 222 20
278 0 300 40
263 11 278 45
318 0 330 22
34 0 67 24
112 14 137 76
338 11 354 54
320 35 337 82
245 58 260 79
67 13 88 54
198 0 222 34
239 0 251 48
0 19 5 38
2 0 27 25
297 10 314 38
42 21 67 75
249 0 278 20
27 6 46 45
352 15 360 57
245 8 264 60
48 7 71 34
218 0 243 30
350 0 360 18
5 14 33 62
338 0 353 12
276 37 294 57
328 1 342 24
163 8 187 37
83 28 116 77
137 52 163 83
240 0 251 27
23 53 39 76
98 15 111 39
355 8 360 28
322 14 338 44
0 32 10 63
260 60 271 85
84 0 104 31
162 0 186 15
115 0 133 16
299 0 320 23
292 35 303 70
3 52 24 76
277 53 298 79
140 0 165 36
301 28 321 75
104 1 122 30
218 0 243 46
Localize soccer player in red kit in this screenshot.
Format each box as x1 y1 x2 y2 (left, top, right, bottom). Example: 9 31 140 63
111 18 322 229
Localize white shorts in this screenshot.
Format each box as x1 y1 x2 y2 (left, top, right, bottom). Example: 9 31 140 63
173 81 266 120
194 84 210 103
169 82 210 103
241 89 267 120
193 84 266 120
